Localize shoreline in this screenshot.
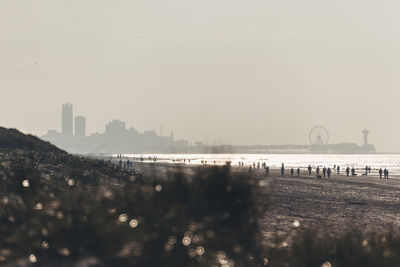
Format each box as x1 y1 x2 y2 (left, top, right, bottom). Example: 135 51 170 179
119 161 400 242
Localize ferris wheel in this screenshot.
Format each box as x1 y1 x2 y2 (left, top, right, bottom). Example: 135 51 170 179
309 126 329 145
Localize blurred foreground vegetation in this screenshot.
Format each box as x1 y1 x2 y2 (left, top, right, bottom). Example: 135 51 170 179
1 150 400 266
0 150 267 266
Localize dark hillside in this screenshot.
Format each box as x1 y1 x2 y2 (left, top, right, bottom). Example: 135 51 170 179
0 127 64 153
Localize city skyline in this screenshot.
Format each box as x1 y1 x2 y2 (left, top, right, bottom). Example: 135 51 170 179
40 103 375 155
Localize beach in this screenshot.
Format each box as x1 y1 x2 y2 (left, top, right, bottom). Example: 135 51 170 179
129 161 400 242
261 169 400 242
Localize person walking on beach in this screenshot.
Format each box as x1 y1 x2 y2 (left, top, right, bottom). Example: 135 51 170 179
323 167 327 178
297 168 300 177
368 166 371 174
365 166 369 175
337 165 340 175
384 168 389 179
290 168 294 177
346 167 350 176
327 168 331 178
351 167 356 176
265 166 270 177
379 168 383 179
308 165 312 175
281 163 285 177
316 166 320 176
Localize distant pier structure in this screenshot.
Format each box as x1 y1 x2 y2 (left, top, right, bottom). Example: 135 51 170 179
239 126 376 154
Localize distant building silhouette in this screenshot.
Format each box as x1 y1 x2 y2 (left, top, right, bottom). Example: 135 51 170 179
75 116 86 137
362 128 369 145
105 120 126 136
62 103 73 137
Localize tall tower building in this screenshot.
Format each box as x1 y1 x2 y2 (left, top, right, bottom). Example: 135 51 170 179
75 116 86 137
62 103 73 136
362 128 369 145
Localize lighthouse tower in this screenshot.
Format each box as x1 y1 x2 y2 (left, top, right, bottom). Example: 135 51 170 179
362 128 369 146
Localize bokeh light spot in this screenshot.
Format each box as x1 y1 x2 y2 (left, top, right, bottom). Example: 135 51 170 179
42 241 49 249
182 236 191 246
155 185 162 192
29 254 37 263
129 219 139 228
119 214 128 223
196 246 205 256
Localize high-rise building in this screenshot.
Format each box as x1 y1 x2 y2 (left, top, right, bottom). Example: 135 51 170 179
75 116 86 137
362 128 369 145
62 103 73 136
105 119 126 136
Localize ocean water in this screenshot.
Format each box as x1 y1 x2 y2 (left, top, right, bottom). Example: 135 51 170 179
120 154 400 174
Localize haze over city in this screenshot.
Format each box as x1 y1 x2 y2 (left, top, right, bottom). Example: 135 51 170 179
2 0 400 151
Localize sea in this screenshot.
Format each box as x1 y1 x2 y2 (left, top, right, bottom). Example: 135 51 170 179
117 154 400 175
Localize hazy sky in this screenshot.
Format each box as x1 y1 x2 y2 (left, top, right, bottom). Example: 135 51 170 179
1 0 400 151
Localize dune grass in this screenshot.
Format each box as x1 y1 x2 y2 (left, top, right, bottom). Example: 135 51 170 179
2 150 400 266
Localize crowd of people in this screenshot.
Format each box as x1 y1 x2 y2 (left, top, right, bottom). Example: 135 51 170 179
117 156 391 180
241 161 390 179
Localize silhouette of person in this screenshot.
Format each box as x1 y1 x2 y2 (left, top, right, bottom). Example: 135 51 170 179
308 165 312 175
281 163 285 177
290 168 294 177
265 166 270 177
297 168 300 177
316 166 320 176
379 168 383 179
368 166 371 174
346 167 350 177
323 167 327 178
384 168 389 179
365 166 368 175
337 165 340 175
327 168 331 178
351 167 356 176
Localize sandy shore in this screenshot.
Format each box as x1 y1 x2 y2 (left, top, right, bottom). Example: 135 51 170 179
129 162 400 243
261 169 400 243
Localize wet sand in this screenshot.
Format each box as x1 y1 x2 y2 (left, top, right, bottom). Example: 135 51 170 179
261 169 400 243
130 162 400 236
